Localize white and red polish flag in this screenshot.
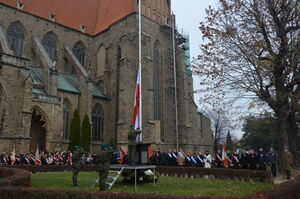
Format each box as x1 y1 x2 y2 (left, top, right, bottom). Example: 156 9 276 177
132 70 142 131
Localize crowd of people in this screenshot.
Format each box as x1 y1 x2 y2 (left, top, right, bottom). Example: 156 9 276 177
0 151 95 166
148 147 293 179
0 146 293 179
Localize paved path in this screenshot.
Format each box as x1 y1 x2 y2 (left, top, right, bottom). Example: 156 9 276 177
273 169 300 184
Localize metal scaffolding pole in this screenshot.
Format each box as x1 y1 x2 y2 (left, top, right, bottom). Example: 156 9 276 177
172 13 179 151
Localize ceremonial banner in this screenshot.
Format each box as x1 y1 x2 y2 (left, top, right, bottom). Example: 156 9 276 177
222 144 229 167
116 147 125 164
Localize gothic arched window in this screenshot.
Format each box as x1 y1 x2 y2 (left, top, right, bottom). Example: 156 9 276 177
96 45 106 77
92 104 104 141
0 86 5 135
72 41 85 66
63 99 71 139
42 32 57 61
153 41 161 120
6 22 25 57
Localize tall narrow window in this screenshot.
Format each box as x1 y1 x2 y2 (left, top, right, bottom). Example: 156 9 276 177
42 32 57 61
92 104 104 141
63 99 71 139
0 86 5 135
153 41 160 120
72 41 85 66
7 22 25 57
96 45 106 77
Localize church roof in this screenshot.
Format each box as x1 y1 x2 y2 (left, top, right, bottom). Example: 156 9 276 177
58 73 81 94
0 0 136 35
29 67 108 99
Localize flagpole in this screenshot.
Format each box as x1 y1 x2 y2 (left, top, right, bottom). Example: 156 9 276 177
138 0 142 140
172 13 179 151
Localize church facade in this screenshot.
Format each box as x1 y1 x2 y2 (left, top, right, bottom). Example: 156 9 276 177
0 0 213 153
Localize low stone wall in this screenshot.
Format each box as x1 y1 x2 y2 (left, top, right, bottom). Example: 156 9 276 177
0 167 31 186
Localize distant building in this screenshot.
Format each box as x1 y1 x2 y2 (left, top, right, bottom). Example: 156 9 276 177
0 0 213 153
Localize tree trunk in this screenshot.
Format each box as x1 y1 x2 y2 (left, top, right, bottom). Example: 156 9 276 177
287 112 299 168
275 111 289 150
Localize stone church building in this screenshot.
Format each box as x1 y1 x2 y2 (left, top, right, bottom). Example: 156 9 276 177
0 0 213 153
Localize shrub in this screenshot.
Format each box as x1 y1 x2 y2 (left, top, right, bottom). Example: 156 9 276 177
0 167 31 187
80 114 91 152
68 109 81 151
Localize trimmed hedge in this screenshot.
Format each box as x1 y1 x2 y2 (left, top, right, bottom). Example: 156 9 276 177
4 165 272 182
157 166 272 183
0 167 31 186
0 187 238 199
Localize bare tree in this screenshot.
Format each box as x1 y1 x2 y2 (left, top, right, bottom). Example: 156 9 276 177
202 107 232 151
194 0 300 160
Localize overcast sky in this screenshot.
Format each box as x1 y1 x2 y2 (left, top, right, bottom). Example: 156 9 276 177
171 0 218 107
171 1 247 138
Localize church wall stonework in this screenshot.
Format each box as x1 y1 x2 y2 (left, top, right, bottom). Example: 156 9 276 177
0 3 213 154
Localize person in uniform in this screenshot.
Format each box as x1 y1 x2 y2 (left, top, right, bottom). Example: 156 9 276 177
249 149 258 170
267 147 278 177
97 144 114 191
127 125 141 165
72 145 84 186
281 147 293 179
215 149 223 168
177 148 185 166
203 150 212 168
258 147 267 170
240 149 249 169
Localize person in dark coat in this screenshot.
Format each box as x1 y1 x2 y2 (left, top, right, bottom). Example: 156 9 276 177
232 151 240 169
185 152 191 167
249 149 258 170
171 149 178 166
160 150 168 166
227 150 233 168
154 149 161 165
190 153 198 167
196 152 204 167
257 147 267 170
267 147 277 177
240 149 249 169
167 150 173 166
215 149 223 168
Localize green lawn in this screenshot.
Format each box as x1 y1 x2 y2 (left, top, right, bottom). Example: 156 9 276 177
31 172 275 197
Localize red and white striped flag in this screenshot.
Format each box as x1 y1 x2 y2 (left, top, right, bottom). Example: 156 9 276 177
222 144 229 167
132 70 141 131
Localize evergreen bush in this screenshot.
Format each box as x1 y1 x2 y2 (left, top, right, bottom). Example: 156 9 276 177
80 114 91 152
68 109 81 151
